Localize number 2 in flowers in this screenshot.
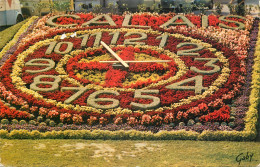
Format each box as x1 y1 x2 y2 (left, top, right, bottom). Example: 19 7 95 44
177 43 204 56
166 76 208 94
124 32 147 45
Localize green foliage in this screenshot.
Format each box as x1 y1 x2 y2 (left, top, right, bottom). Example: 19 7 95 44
29 120 37 125
39 122 47 126
49 120 56 127
155 130 198 140
179 122 185 126
45 119 51 125
221 122 227 126
198 131 256 141
106 3 118 14
227 4 238 15
58 123 64 127
137 4 147 12
187 119 195 126
0 130 8 138
0 19 28 51
30 130 42 139
33 1 50 16
19 120 27 125
0 128 256 141
228 122 235 128
195 117 200 122
182 5 194 14
230 116 235 121
37 116 43 122
151 3 161 13
214 2 223 15
53 0 71 12
121 3 129 11
30 114 35 119
9 130 31 139
11 119 19 124
92 4 103 13
78 3 88 13
169 123 175 127
227 3 254 16
196 3 207 15
1 119 9 125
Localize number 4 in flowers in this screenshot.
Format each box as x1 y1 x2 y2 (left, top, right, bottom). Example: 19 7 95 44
166 75 208 94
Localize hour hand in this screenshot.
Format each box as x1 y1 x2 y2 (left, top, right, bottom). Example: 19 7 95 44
100 41 129 68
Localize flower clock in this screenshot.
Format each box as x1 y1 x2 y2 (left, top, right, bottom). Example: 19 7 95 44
0 13 259 140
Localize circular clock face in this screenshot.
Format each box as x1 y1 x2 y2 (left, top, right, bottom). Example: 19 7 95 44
2 25 239 117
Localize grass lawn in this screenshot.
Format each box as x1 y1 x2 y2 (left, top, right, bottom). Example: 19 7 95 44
0 139 260 167
0 19 27 51
0 18 260 167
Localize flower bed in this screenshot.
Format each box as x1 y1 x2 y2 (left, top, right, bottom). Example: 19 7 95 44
0 13 259 140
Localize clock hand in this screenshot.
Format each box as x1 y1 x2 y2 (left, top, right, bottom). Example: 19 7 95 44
99 60 171 63
100 41 129 68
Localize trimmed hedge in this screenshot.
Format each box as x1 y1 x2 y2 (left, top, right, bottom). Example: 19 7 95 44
0 129 255 141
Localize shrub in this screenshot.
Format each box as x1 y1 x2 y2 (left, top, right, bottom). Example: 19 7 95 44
179 122 185 126
151 115 163 126
187 119 195 126
29 120 37 125
0 130 8 138
214 122 220 126
195 122 202 126
228 122 235 128
221 122 228 126
9 130 30 139
37 116 43 122
30 130 42 139
114 117 123 125
45 118 51 125
230 116 235 121
87 116 98 126
169 123 175 127
11 119 19 124
49 120 56 127
214 2 223 15
30 114 35 119
19 120 27 125
1 119 9 125
58 123 64 127
141 114 151 126
72 114 83 125
39 122 47 126
99 117 109 126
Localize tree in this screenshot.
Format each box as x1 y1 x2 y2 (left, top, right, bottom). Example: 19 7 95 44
237 0 245 16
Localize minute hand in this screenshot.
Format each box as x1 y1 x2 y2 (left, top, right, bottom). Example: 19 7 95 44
100 41 129 68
